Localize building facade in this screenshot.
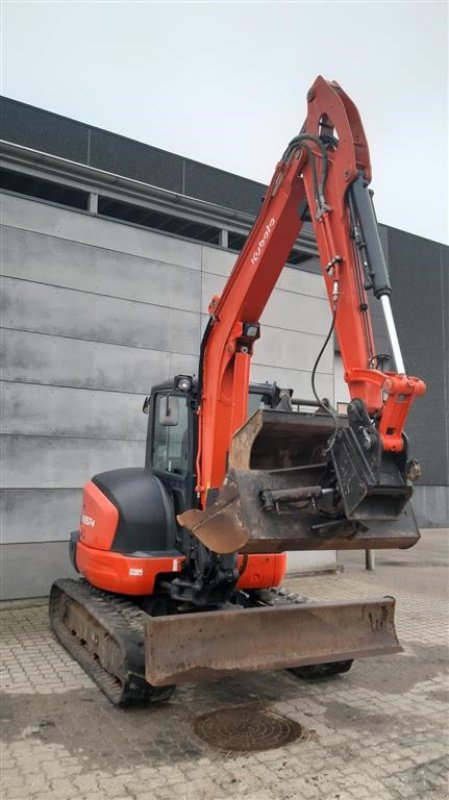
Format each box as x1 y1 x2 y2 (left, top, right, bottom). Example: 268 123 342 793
1 98 447 599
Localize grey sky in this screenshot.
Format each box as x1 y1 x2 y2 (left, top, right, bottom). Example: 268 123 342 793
1 1 447 243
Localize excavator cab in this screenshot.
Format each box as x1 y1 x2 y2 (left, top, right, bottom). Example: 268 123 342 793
142 377 283 519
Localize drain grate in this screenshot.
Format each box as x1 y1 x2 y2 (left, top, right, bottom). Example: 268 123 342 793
193 704 302 752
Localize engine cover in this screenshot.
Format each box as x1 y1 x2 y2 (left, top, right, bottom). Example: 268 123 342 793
80 468 177 554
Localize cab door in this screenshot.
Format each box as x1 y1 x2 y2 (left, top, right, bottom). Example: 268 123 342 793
147 392 195 517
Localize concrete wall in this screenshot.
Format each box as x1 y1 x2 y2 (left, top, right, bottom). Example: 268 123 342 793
1 193 335 598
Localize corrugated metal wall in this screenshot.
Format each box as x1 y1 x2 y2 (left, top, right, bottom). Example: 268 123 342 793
388 229 449 527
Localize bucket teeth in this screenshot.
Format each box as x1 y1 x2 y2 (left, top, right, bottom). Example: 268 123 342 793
177 481 247 554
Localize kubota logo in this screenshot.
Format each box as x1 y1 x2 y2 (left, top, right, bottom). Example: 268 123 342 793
81 514 96 528
250 218 275 265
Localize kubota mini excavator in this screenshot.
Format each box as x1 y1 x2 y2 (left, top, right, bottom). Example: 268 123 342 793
50 76 426 705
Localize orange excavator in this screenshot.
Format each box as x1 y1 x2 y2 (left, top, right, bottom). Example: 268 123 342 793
50 76 426 705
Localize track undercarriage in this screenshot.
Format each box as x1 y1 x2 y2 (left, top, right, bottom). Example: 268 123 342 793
49 579 174 705
49 578 399 705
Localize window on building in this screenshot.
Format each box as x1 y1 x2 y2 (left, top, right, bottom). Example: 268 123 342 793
0 165 315 265
227 228 310 267
286 249 312 266
228 231 247 252
98 196 221 245
0 168 89 210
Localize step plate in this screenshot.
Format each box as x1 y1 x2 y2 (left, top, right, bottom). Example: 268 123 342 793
145 596 401 686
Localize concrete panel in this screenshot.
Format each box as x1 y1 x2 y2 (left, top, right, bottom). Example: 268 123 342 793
1 330 198 394
1 489 82 544
286 551 337 575
200 272 330 336
0 194 202 269
1 436 145 489
200 313 209 339
261 291 331 337
0 542 77 599
1 277 200 355
411 485 449 528
250 363 334 402
276 262 326 298
200 313 333 386
292 256 321 276
200 250 325 298
334 354 350 405
255 327 333 374
201 246 236 277
199 317 333 393
1 382 148 441
201 271 226 312
1 227 201 312
170 351 199 380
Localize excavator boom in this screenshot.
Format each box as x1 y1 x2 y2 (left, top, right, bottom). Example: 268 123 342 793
181 75 425 554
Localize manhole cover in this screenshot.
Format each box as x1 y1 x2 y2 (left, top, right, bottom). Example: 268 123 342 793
193 704 302 752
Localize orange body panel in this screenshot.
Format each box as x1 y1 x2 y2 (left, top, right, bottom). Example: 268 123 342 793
76 539 286 596
237 552 286 589
79 481 119 551
76 540 184 595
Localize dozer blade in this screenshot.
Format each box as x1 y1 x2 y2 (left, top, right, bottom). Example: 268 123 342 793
178 409 419 555
145 596 401 686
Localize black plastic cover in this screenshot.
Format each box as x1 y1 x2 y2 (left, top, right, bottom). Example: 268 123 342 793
92 468 177 554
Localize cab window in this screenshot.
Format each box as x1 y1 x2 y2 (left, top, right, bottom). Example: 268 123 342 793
152 394 189 475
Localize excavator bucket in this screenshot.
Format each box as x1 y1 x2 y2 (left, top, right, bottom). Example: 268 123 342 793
178 409 419 555
145 596 401 686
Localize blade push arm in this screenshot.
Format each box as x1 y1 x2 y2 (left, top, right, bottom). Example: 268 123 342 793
196 76 425 508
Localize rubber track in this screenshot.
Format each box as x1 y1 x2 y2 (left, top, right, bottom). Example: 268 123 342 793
49 579 174 706
253 586 308 607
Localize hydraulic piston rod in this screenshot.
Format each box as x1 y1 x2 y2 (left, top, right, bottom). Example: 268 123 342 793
380 294 405 374
349 175 406 374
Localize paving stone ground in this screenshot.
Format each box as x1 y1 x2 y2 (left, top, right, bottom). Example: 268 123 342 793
1 530 448 800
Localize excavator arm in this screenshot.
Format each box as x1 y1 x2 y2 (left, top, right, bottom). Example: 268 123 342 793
180 75 425 553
